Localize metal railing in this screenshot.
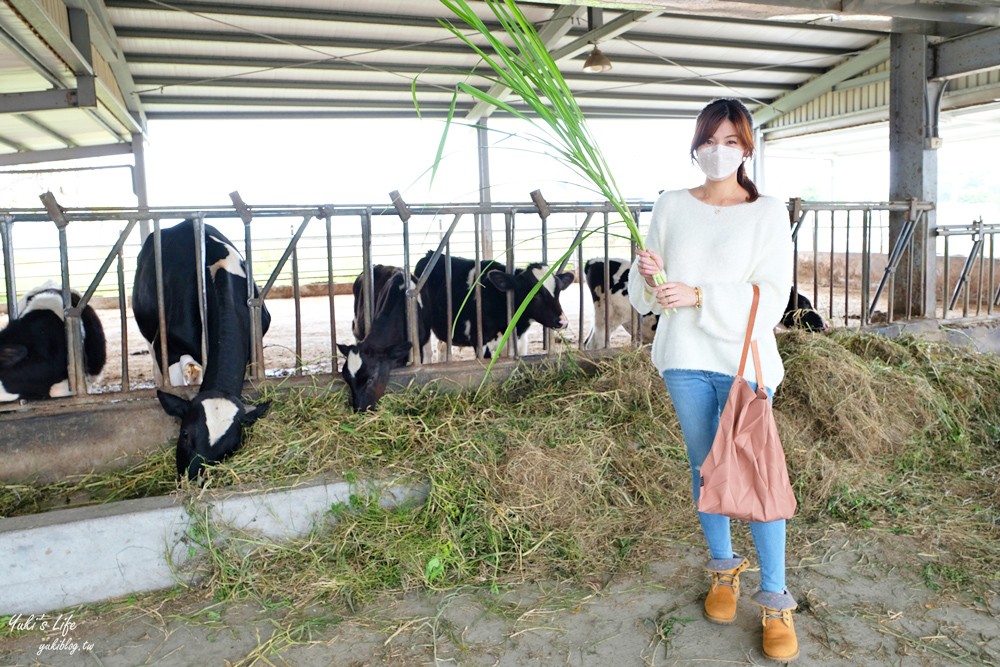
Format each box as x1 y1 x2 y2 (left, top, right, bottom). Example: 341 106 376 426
788 198 995 326
0 191 649 405
938 217 1000 319
1 192 994 408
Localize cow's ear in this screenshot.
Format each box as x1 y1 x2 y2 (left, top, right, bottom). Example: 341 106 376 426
240 400 271 425
0 344 28 368
337 343 355 357
156 389 190 418
486 270 515 291
555 272 575 291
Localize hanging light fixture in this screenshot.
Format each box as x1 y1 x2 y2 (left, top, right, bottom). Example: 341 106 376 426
583 45 612 73
582 9 611 73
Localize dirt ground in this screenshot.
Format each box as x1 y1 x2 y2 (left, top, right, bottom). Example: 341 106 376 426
1 526 998 666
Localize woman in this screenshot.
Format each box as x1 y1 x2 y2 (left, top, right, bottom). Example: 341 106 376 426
628 98 797 662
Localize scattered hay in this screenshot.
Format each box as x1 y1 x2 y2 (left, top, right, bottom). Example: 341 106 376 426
499 441 602 532
777 330 939 461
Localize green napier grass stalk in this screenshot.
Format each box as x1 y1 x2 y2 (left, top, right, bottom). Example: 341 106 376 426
418 0 666 371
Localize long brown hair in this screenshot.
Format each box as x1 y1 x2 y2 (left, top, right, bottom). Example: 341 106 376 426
689 98 759 202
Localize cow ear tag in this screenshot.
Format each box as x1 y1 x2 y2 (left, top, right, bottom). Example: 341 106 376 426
240 400 271 425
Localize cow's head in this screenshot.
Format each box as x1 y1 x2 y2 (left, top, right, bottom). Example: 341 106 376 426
487 264 574 330
338 341 411 412
157 389 271 479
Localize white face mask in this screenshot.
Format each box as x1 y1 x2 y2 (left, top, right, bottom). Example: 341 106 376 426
696 144 745 181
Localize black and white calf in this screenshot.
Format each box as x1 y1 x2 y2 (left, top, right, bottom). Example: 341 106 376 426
583 258 656 349
0 282 106 401
132 219 272 479
414 250 574 358
339 265 431 411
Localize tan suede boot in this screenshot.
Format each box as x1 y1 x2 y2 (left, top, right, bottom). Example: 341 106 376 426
703 556 749 624
752 591 799 662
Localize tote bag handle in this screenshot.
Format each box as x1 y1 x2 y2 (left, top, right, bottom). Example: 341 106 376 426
737 285 765 390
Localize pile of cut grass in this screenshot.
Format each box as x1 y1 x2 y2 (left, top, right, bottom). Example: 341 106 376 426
1 331 998 609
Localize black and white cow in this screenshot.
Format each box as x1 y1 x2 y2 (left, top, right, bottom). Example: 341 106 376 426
781 289 827 332
339 265 431 411
414 250 574 358
0 282 106 401
583 258 656 349
350 264 398 343
132 219 272 479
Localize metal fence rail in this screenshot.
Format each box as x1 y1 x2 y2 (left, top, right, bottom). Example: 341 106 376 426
0 191 649 403
0 193 993 407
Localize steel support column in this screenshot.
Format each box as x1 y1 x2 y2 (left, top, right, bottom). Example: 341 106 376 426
889 32 937 319
477 120 493 261
132 132 150 240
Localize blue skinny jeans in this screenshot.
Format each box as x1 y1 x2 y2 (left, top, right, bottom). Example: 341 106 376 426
662 369 787 593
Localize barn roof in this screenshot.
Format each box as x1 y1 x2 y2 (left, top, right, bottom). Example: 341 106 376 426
0 0 998 165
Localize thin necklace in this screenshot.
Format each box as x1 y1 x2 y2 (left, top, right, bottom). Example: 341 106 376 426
702 188 744 214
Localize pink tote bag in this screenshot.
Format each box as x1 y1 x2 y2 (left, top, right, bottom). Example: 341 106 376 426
696 285 797 523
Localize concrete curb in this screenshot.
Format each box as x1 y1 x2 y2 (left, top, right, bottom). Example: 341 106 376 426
865 316 1000 354
0 477 429 615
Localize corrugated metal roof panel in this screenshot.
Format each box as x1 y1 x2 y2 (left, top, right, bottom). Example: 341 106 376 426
764 62 1000 139
0 0 996 161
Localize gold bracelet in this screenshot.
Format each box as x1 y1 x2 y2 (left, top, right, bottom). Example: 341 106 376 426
694 286 703 309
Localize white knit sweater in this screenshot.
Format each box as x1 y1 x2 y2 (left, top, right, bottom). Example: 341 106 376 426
628 189 793 388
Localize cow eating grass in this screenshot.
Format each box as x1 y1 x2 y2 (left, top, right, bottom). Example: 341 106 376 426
132 219 271 479
339 265 431 411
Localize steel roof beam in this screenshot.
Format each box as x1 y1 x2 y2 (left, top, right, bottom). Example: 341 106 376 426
136 93 701 115
16 113 77 147
0 133 28 151
466 4 581 123
144 110 471 120
678 0 1000 27
548 10 660 62
843 0 999 27
137 95 713 118
0 88 94 113
128 14 835 73
105 0 464 28
754 37 890 127
141 106 704 121
7 0 94 75
931 27 1000 78
650 9 883 34
132 74 797 94
0 142 132 166
72 0 147 131
137 95 463 109
0 4 97 111
580 27 853 57
133 80 737 107
114 27 486 52
124 52 826 77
